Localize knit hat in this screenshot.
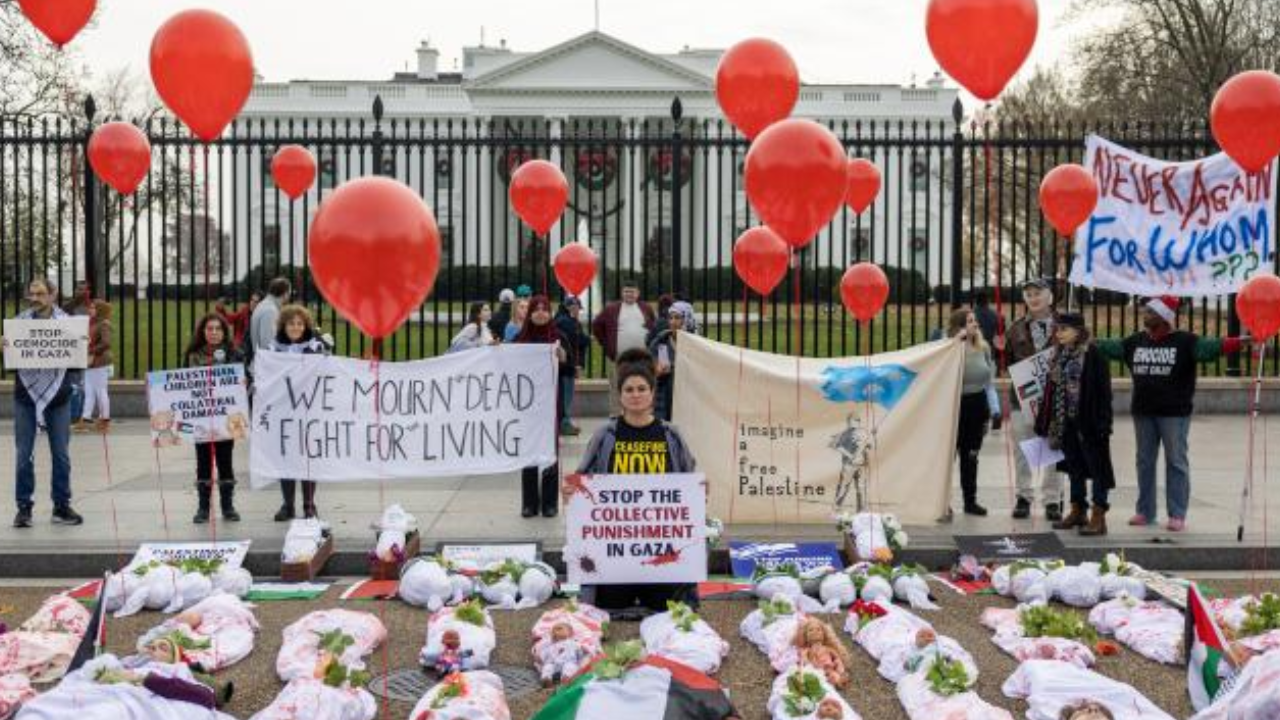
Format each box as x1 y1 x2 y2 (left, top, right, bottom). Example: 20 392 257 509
515 284 534 299
1020 277 1052 291
1143 295 1179 325
1057 312 1087 330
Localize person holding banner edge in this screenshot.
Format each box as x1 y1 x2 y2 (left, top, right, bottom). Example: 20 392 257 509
1095 295 1248 532
574 348 699 616
1002 277 1065 522
10 278 83 528
947 307 997 516
184 314 244 524
516 296 573 518
270 305 332 521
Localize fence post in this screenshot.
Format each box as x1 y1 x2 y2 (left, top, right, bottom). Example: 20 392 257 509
670 96 684 295
949 97 964 308
82 94 103 297
371 95 385 176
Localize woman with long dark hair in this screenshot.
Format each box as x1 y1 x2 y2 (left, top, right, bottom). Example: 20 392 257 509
947 307 995 516
514 296 572 517
448 301 495 352
270 305 328 520
183 313 244 524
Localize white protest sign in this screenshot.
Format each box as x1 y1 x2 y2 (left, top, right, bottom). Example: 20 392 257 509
1009 348 1053 418
3 317 89 369
147 364 250 446
1071 134 1276 297
126 541 251 572
564 473 707 585
1019 437 1065 469
249 345 557 486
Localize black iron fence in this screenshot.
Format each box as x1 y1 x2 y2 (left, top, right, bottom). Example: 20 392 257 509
0 96 1274 379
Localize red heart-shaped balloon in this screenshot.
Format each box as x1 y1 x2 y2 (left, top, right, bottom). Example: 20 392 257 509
554 243 598 297
733 226 790 296
1237 274 1280 340
745 119 849 250
88 122 151 196
926 0 1038 101
272 145 317 200
17 0 95 48
510 160 568 237
845 159 882 215
841 263 890 324
1039 163 1098 237
309 178 441 339
150 10 254 142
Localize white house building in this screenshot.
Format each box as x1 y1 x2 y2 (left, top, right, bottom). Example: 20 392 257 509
232 31 959 285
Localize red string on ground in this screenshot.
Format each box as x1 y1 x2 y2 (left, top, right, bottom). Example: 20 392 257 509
151 446 171 540
99 430 124 570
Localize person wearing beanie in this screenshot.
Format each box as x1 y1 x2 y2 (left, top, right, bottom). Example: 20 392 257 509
1095 295 1249 532
514 296 573 517
1035 312 1114 537
488 289 515 340
1003 278 1066 521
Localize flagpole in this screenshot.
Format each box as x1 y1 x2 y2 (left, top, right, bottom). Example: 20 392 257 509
1237 343 1267 542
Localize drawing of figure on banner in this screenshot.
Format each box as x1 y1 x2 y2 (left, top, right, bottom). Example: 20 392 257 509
819 363 916 512
828 415 874 510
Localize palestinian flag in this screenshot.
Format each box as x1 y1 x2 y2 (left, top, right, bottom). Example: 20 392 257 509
1186 582 1234 711
531 655 738 720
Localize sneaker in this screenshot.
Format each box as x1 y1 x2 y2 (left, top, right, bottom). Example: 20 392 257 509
1166 517 1186 532
13 508 32 528
1045 503 1062 522
1012 497 1031 519
52 506 83 526
1128 514 1153 527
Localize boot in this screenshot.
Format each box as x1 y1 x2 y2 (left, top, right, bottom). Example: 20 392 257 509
193 480 212 524
1053 502 1087 530
541 469 559 518
95 418 111 434
218 480 240 522
1079 505 1108 536
521 469 539 518
275 480 296 522
301 481 318 519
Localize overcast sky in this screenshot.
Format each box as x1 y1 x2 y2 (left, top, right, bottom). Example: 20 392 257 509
72 0 1090 93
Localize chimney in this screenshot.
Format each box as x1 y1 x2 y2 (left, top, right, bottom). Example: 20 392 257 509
417 41 439 81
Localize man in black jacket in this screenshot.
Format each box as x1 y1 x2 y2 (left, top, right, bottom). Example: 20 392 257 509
555 296 591 436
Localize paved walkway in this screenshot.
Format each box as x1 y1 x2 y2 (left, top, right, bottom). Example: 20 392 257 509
0 415 1277 563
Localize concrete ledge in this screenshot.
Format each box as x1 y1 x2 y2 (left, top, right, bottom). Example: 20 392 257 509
2 377 1276 418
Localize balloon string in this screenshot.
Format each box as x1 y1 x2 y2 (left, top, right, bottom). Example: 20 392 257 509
152 445 171 541
372 339 385 513
793 257 802 522
727 287 749 525
99 424 124 570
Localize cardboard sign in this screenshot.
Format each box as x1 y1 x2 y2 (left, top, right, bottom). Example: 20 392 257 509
3 317 89 369
564 473 707 585
1008 348 1053 418
147 364 250 446
953 533 1065 563
437 542 540 572
125 541 251 572
728 541 844 579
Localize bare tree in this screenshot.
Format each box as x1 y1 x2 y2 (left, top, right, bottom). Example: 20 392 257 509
0 0 86 117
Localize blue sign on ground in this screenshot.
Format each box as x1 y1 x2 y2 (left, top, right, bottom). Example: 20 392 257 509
728 541 844 579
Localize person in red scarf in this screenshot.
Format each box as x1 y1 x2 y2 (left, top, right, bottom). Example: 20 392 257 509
214 292 261 349
514 296 573 517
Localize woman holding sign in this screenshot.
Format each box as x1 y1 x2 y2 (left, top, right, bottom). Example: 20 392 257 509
576 348 699 615
515 296 573 517
183 314 245 524
270 305 330 521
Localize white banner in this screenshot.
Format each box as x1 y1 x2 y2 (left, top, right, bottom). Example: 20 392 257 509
2 317 89 369
1071 134 1276 297
126 541 251 572
147 364 250 446
563 473 707 585
249 346 557 486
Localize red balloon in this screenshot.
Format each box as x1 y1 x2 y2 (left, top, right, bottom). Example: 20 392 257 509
845 159 881 215
554 243 598 297
716 38 799 140
1211 70 1280 174
1237 275 1280 340
87 122 150 196
926 0 1038 101
840 263 890 323
509 160 568 237
1039 163 1099 237
308 178 441 339
272 145 317 200
149 10 253 142
745 119 848 249
17 0 95 48
733 226 790 296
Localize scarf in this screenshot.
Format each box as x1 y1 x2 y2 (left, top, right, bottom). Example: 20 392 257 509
17 306 70 429
514 296 561 344
1046 342 1086 450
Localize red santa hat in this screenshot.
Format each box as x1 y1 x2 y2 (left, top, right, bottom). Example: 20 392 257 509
1144 295 1180 324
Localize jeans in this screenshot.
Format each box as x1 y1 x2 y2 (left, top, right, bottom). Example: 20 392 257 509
68 381 84 422
1133 414 1191 520
15 395 73 510
559 375 576 429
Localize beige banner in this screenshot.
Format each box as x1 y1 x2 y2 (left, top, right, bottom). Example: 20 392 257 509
673 334 965 525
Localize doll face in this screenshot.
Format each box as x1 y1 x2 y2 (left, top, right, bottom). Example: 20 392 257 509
174 610 202 629
144 638 176 664
802 620 826 646
816 698 844 720
551 623 574 642
442 630 460 648
915 628 936 648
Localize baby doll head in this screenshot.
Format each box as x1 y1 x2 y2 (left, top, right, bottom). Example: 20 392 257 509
551 622 574 643
797 618 830 648
1059 701 1115 720
816 697 844 720
442 629 461 649
174 610 202 629
914 627 936 649
144 637 179 664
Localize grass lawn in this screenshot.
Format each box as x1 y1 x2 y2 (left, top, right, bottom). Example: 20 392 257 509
2 297 1268 379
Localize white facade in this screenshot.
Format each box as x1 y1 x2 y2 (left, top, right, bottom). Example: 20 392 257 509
234 31 959 278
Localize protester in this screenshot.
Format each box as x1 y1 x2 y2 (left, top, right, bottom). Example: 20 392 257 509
947 307 996 516
648 293 676 346
489 288 515 340
554 296 590 436
1036 312 1114 537
61 281 92 425
591 279 656 411
576 349 698 615
10 278 82 528
215 292 262 349
514 296 571 517
449 302 496 353
270 305 329 521
1096 296 1248 532
499 298 526 343
647 300 697 422
1004 278 1065 521
971 290 1000 345
184 314 244 524
248 278 290 373
76 300 113 434
515 284 533 300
